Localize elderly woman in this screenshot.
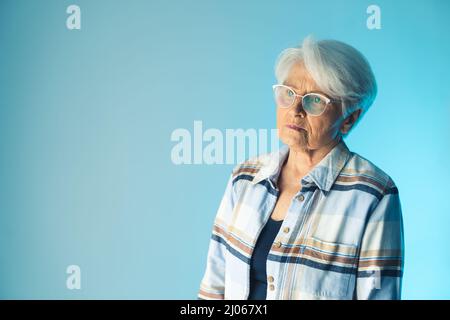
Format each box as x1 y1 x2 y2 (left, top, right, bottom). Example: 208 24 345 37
198 36 404 300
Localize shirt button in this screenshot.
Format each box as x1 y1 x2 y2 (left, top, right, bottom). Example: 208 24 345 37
267 276 274 283
283 227 290 233
297 194 305 201
269 284 275 291
274 241 282 248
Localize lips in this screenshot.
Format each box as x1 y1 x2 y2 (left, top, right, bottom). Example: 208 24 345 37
286 124 306 132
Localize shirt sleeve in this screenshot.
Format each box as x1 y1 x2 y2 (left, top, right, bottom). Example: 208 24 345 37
197 173 235 300
354 179 405 300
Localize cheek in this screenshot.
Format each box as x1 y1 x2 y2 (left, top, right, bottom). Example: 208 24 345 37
276 109 287 128
309 117 339 138
308 118 323 133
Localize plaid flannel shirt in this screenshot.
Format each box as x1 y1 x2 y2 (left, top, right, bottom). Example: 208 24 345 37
198 140 404 300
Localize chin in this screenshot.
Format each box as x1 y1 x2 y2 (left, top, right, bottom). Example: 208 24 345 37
280 132 309 150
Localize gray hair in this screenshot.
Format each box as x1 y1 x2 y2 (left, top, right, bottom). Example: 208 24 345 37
274 35 377 134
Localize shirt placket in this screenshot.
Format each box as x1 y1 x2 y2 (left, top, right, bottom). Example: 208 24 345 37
265 182 316 299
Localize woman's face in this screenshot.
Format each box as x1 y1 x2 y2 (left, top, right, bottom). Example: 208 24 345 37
276 62 345 152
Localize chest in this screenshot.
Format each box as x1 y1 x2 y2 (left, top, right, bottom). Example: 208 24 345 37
270 185 301 221
269 166 306 220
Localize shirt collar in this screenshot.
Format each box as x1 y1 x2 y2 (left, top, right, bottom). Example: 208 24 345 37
251 139 352 193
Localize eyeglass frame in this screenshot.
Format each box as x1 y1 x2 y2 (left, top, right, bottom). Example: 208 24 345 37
272 84 341 117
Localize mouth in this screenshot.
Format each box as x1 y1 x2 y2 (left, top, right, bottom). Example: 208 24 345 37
286 124 306 133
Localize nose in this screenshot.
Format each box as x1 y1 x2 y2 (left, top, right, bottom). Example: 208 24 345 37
292 96 306 118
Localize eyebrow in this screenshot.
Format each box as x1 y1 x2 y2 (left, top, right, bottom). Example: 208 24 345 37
283 82 328 96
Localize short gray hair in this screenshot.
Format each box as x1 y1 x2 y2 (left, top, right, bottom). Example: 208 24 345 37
274 35 377 133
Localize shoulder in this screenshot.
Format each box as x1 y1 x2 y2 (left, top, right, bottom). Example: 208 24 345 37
341 150 398 196
230 148 281 184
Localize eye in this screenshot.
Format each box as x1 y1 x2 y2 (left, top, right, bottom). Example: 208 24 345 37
314 96 321 103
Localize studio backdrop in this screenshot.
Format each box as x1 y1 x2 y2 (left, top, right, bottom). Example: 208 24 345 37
0 0 449 299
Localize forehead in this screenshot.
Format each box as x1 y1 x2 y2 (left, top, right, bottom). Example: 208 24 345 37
283 62 319 92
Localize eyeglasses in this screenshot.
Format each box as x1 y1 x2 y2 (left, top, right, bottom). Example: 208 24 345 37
272 84 340 116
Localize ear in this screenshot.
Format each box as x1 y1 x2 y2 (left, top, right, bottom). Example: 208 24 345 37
340 109 362 134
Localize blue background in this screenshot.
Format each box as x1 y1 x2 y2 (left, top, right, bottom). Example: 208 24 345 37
0 0 449 299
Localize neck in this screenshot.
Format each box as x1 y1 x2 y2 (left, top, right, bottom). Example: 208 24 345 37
285 137 342 179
